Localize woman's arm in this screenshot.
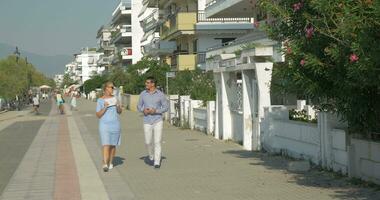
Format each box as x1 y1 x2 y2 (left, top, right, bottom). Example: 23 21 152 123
96 106 107 118
96 100 109 118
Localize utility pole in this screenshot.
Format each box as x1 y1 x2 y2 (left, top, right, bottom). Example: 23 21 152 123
14 47 20 63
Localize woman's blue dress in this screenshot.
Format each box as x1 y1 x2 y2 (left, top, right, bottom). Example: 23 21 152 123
96 98 121 146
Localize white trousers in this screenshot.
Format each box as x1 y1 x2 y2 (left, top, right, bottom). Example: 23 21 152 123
143 120 163 165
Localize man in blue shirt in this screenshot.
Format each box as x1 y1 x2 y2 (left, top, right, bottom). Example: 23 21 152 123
137 76 168 169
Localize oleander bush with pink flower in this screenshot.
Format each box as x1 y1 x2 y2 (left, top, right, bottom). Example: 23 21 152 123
260 0 380 136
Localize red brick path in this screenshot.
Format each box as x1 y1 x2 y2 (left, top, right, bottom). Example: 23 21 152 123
54 117 81 200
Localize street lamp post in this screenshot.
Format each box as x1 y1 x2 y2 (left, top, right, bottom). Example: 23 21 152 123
165 71 176 95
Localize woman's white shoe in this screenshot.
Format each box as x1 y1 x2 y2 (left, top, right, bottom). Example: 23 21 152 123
102 164 109 172
108 164 113 170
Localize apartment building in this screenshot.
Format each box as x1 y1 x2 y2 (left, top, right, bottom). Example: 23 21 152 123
96 25 115 73
110 0 144 68
142 0 254 71
74 48 104 84
64 62 81 84
54 74 64 87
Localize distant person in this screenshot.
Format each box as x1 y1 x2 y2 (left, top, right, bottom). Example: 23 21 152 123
137 76 168 169
56 91 65 114
32 95 40 114
96 81 122 172
70 90 78 111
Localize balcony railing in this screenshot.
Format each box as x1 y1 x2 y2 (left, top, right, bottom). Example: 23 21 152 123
197 52 206 64
205 0 227 8
141 9 159 32
170 53 197 71
160 12 197 39
197 11 252 23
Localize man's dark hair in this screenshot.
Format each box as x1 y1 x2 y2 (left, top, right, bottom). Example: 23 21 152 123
146 76 157 86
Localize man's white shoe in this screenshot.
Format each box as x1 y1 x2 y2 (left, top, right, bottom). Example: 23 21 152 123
109 164 113 170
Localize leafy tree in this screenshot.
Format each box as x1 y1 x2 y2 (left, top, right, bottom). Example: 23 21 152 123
83 74 108 94
60 73 77 88
169 69 216 101
124 57 170 94
0 56 53 99
260 0 380 134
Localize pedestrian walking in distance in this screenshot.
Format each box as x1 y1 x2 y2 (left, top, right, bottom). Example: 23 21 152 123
96 81 122 172
32 95 40 115
137 76 168 169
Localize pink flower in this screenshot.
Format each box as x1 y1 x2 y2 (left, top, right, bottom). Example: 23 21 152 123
305 26 314 39
300 59 306 66
293 2 303 12
253 21 260 28
286 47 292 54
350 53 359 63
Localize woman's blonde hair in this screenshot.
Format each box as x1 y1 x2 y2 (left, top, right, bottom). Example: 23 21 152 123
102 81 114 91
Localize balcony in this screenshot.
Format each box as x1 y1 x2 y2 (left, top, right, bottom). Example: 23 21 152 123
171 53 197 71
120 47 133 60
140 9 159 33
112 1 132 25
142 0 157 8
143 38 176 56
111 25 132 44
97 55 114 66
196 10 254 31
160 12 196 40
205 0 260 18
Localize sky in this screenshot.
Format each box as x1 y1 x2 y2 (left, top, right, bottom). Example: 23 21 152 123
0 0 119 56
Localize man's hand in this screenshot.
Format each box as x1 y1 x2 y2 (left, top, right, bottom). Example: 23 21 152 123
143 108 151 115
149 108 156 114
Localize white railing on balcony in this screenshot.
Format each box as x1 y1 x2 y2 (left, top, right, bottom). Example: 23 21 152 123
140 9 159 32
205 0 228 8
197 10 252 23
119 24 132 33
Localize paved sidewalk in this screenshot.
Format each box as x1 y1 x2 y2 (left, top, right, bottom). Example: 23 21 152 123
76 99 379 200
0 98 379 200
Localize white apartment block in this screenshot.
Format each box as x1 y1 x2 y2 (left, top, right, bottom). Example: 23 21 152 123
73 48 104 84
54 74 64 87
64 62 81 83
110 0 144 68
96 25 115 73
141 0 255 71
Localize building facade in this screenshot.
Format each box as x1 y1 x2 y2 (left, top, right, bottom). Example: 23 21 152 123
142 0 255 71
109 0 145 68
204 0 283 151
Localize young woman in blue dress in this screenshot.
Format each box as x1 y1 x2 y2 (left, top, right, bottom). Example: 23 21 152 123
96 81 122 172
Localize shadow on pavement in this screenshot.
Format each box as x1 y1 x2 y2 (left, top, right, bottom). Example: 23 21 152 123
113 156 125 167
223 150 380 200
139 156 167 166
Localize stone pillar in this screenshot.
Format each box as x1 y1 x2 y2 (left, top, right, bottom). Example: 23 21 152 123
189 100 203 130
207 101 215 135
214 73 221 139
318 112 333 169
180 95 191 127
253 63 273 150
242 70 254 150
220 72 232 140
168 95 179 125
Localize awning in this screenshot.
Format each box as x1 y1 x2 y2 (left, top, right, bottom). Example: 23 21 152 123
39 85 52 89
